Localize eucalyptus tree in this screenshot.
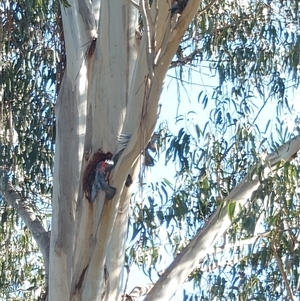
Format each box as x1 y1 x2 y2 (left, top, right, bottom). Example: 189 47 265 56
0 0 300 300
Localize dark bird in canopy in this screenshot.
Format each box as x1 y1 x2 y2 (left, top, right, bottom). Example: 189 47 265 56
169 0 188 17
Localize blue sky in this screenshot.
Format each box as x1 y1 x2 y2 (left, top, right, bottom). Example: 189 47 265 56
124 64 300 298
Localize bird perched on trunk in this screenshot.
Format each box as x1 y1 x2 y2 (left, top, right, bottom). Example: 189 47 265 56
91 160 116 201
169 0 188 17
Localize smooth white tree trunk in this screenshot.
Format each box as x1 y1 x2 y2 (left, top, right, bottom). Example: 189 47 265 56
48 0 201 300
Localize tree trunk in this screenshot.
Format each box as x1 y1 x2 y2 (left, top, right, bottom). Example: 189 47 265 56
48 0 201 300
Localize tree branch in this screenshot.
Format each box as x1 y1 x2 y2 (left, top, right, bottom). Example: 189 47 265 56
170 48 202 68
272 237 295 300
0 172 50 288
145 136 300 301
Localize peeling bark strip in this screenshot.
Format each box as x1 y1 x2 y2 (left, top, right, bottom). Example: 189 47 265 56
74 265 89 292
87 38 97 58
100 266 109 301
83 150 113 201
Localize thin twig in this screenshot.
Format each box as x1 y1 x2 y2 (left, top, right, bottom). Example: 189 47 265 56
272 239 295 300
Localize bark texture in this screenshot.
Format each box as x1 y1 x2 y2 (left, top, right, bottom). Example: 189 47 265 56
49 0 201 300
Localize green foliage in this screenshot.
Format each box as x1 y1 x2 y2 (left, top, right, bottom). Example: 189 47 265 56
0 0 59 298
0 198 45 300
1 0 58 195
126 0 300 299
